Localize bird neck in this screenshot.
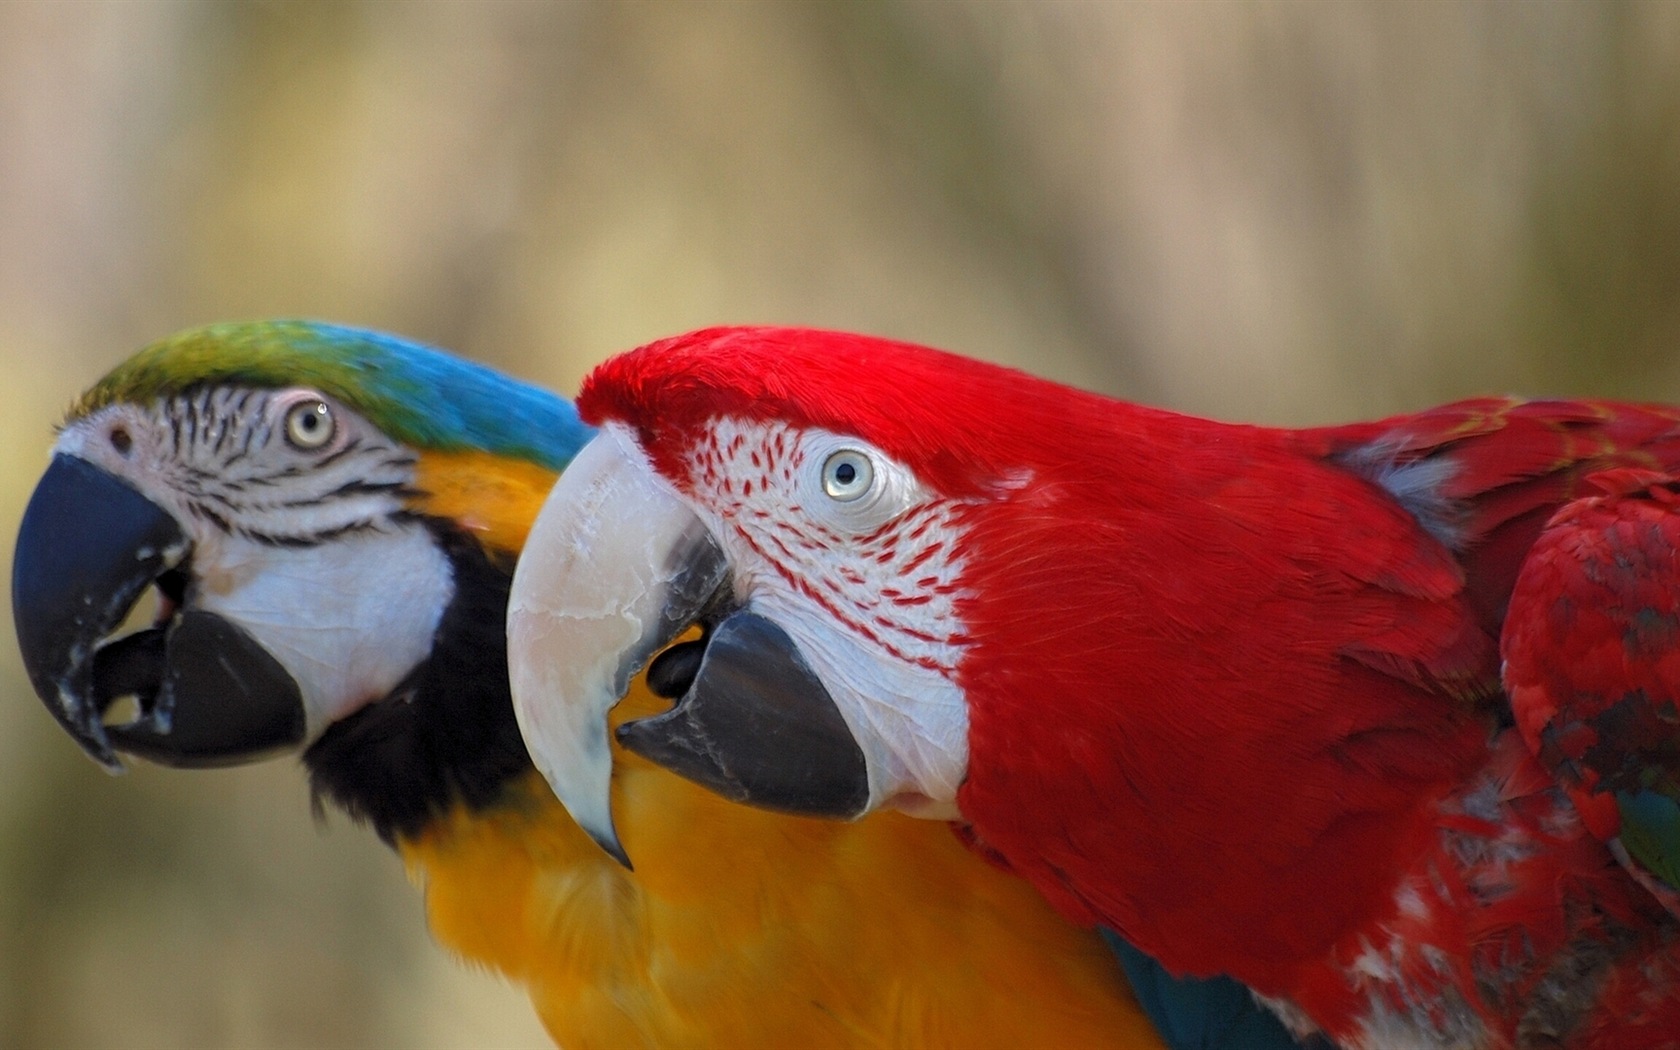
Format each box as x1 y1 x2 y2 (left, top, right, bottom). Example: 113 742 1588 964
303 521 532 844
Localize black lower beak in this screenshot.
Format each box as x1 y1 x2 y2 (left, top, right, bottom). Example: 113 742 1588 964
12 453 305 769
104 610 306 767
617 610 870 818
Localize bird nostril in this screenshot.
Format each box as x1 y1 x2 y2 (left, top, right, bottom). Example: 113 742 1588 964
110 427 132 455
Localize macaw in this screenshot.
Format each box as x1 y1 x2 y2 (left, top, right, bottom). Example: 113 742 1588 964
10 320 1173 1048
507 324 1680 1049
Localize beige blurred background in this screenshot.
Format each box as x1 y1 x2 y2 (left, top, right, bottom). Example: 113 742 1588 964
1 2 1678 1046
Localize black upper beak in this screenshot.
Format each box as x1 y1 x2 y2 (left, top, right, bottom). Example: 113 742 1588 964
12 453 306 769
506 428 871 866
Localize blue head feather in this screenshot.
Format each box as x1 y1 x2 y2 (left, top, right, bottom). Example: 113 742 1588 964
75 320 594 471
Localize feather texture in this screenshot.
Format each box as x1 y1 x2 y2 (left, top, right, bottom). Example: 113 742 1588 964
77 320 591 470
405 712 1163 1048
579 325 1680 1048
65 322 1169 1049
1504 467 1680 918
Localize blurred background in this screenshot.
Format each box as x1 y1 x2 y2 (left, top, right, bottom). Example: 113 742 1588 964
1 2 1678 1046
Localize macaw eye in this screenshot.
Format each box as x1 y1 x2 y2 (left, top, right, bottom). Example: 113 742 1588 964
822 449 874 502
284 399 335 450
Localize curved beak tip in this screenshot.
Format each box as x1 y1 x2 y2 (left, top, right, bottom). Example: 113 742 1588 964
51 683 124 772
591 827 633 871
13 455 183 763
510 424 876 857
13 454 305 769
508 429 728 870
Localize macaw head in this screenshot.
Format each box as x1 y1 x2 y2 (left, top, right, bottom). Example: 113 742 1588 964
508 325 1125 862
13 320 590 837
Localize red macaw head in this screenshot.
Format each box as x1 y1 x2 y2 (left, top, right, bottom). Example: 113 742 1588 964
507 325 1137 862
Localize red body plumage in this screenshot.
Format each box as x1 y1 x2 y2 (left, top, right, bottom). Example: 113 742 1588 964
580 327 1680 1048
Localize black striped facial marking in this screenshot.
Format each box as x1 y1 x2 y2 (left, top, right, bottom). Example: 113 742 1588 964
69 387 420 551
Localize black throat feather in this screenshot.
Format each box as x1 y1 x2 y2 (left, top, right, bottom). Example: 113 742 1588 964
303 522 533 845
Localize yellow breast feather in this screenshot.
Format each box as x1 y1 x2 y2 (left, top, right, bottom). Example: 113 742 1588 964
402 683 1164 1049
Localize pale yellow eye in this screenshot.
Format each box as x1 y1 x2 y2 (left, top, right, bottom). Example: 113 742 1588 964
822 449 874 501
284 399 335 450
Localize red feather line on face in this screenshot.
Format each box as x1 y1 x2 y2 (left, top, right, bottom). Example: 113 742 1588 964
580 327 1680 1045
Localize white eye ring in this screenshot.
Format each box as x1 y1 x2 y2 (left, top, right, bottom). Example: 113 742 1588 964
822 449 874 501
284 399 335 450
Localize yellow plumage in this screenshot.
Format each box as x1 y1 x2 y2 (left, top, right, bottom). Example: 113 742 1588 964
403 719 1163 1046
411 448 560 553
14 326 1173 1048
397 448 1165 1048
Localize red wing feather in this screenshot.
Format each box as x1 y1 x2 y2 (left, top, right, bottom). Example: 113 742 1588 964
1503 468 1680 917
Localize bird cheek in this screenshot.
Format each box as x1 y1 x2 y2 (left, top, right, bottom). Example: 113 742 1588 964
196 527 454 738
189 535 254 596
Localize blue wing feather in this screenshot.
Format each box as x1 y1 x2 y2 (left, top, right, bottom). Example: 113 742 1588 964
1101 930 1322 1050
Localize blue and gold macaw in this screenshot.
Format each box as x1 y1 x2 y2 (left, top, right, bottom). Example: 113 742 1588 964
12 320 1216 1048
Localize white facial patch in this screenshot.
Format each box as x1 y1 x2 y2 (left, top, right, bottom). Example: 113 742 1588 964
752 585 969 815
192 524 453 738
681 418 974 816
57 389 450 741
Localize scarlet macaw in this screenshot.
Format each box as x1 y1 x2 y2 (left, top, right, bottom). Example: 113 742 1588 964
11 321 1165 1048
508 324 1680 1049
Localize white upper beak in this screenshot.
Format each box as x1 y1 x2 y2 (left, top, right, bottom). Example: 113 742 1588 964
506 425 727 865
